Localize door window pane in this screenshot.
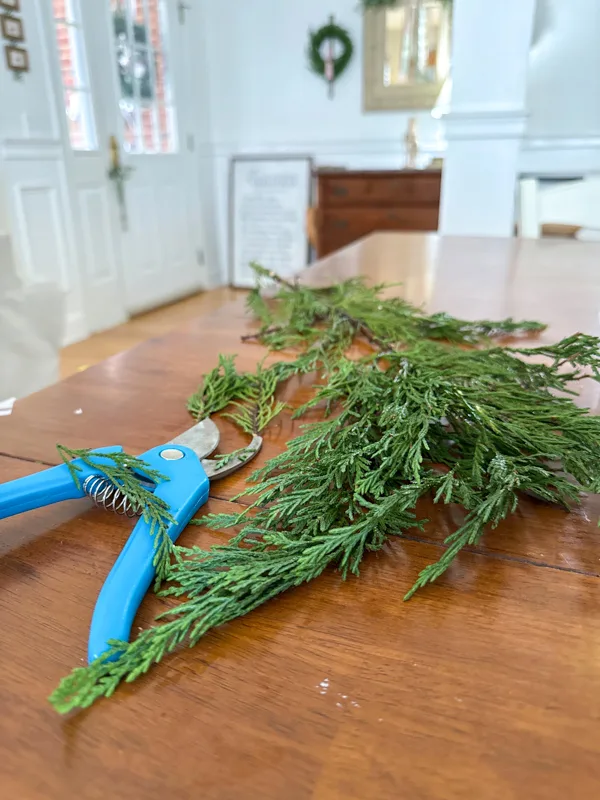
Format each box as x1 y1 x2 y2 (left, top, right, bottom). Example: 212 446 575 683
52 0 97 151
110 0 177 154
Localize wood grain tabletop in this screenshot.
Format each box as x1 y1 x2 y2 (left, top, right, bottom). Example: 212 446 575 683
2 232 600 799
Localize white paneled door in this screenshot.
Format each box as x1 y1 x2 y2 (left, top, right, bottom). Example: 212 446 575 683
48 0 203 333
101 0 201 313
49 0 126 335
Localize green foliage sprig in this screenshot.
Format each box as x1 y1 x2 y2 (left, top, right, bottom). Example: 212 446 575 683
57 446 176 585
188 354 287 435
244 261 545 353
50 265 600 713
187 354 256 420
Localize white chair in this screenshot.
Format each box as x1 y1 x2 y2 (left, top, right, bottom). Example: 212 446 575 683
519 175 600 240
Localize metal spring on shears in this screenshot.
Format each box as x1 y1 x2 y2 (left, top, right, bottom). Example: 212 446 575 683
82 475 141 518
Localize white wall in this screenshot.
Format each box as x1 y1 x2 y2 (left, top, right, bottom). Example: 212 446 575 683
440 0 536 237
200 0 600 154
0 0 84 342
199 0 600 276
527 0 600 139
201 0 445 275
1 1 216 343
204 0 444 149
0 0 59 143
187 0 221 287
3 1 599 297
521 0 600 175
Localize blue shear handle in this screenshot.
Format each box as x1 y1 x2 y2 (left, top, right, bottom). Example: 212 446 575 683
88 444 210 664
0 446 123 520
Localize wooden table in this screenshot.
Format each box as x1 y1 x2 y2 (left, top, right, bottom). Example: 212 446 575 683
2 232 600 799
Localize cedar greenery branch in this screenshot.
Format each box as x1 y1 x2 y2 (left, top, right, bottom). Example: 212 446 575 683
50 263 600 713
57 446 176 587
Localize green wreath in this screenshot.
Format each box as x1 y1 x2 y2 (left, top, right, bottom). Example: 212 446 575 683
307 20 354 84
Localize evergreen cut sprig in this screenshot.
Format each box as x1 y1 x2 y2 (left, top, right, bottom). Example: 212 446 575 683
57 446 176 585
49 265 600 713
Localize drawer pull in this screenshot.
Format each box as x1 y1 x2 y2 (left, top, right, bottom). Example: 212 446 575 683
332 186 348 197
333 219 349 229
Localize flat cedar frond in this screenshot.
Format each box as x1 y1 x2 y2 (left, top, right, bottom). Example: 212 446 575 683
187 354 257 420
222 362 287 435
56 446 176 584
49 265 600 713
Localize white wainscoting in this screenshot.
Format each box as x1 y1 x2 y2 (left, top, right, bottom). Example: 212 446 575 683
13 183 69 287
79 186 119 285
128 183 161 277
209 136 446 281
1 138 86 345
208 134 600 281
162 182 188 275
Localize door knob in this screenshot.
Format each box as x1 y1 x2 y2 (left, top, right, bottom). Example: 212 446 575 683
109 135 121 173
107 135 133 232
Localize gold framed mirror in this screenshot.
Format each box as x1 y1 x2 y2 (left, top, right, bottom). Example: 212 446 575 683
363 1 452 111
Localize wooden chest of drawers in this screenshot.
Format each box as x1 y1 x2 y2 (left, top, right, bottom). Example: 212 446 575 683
313 169 442 258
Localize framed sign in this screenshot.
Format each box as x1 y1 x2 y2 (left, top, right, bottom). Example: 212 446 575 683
229 155 313 288
1 13 24 41
5 44 27 72
0 0 20 11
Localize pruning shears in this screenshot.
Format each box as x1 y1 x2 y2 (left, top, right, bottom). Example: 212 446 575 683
0 420 261 663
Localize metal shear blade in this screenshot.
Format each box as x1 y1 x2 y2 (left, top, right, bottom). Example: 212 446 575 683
202 434 263 480
168 417 221 460
0 415 264 666
168 419 263 479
